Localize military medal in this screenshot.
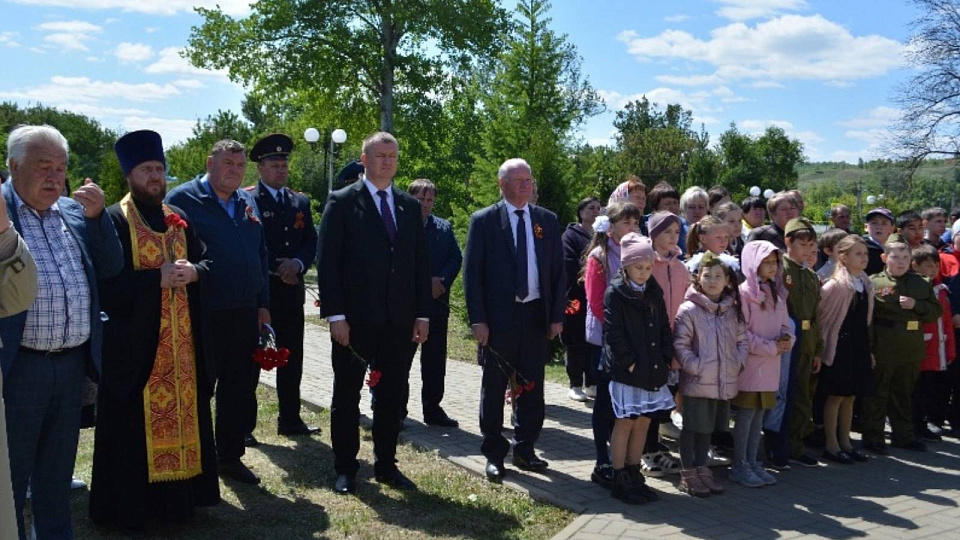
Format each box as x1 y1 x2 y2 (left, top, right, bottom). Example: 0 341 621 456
294 211 306 229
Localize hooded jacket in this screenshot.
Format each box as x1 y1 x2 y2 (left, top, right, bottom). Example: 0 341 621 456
738 241 795 392
674 287 748 400
584 239 621 345
922 280 956 372
651 246 690 327
602 272 673 390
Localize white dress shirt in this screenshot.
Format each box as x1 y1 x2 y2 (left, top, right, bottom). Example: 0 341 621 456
503 200 540 302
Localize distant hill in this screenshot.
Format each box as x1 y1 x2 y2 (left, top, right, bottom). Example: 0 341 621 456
797 161 958 188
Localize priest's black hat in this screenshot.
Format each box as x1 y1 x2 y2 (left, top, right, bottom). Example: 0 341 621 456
251 133 293 162
114 130 165 176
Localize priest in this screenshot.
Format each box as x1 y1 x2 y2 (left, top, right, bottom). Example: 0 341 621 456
90 130 219 531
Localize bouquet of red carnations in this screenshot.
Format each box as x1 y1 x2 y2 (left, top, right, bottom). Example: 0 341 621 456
253 324 290 371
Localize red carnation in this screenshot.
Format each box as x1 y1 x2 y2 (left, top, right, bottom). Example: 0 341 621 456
164 213 188 229
366 369 382 388
565 299 580 315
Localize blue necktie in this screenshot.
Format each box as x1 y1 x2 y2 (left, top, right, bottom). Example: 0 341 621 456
378 190 397 243
515 209 528 301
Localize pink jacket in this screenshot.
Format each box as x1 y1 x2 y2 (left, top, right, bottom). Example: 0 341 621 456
652 246 690 328
584 240 621 345
674 287 749 400
738 241 795 392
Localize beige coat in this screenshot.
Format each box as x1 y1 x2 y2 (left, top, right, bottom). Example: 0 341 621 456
0 226 39 539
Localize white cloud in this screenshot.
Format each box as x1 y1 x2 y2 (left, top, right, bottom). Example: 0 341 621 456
749 80 785 88
0 76 181 104
741 119 794 131
172 79 205 89
713 0 807 21
618 14 903 86
104 17 119 24
35 20 102 52
837 106 901 129
10 0 251 16
664 14 689 22
655 73 725 86
114 42 154 63
599 86 737 121
145 47 228 80
0 32 21 48
145 27 159 33
117 116 197 146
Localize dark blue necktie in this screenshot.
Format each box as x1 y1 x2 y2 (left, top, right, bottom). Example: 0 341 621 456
515 209 528 301
378 190 397 243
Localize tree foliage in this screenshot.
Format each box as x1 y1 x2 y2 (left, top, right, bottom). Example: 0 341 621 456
187 0 507 133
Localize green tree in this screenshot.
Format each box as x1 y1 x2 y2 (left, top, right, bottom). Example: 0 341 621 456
468 0 602 223
166 110 255 182
717 124 804 199
186 0 507 133
611 97 705 186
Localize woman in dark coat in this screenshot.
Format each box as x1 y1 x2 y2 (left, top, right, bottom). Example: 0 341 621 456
561 197 602 401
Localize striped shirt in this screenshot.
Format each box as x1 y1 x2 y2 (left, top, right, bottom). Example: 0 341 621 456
13 189 91 350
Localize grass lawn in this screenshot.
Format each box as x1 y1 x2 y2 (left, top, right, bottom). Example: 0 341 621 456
68 386 574 539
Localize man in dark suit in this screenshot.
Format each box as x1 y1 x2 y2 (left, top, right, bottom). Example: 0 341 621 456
1 124 124 539
317 132 431 494
408 179 462 427
463 158 565 482
246 134 319 437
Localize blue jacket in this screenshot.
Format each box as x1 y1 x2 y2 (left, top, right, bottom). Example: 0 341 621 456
424 214 462 320
166 177 270 311
463 201 566 333
0 181 124 378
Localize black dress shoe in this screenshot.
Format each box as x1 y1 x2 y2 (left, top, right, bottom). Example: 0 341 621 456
918 428 942 442
893 440 928 452
591 464 614 489
513 454 549 472
848 449 869 462
485 460 506 482
335 474 356 494
244 433 260 447
278 423 322 436
822 450 854 464
424 414 459 428
218 460 260 485
375 469 417 491
862 441 889 455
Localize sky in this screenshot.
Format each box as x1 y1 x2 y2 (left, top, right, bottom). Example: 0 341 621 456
0 0 922 163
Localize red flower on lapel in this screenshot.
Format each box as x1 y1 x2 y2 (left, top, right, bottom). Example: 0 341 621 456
533 223 543 239
245 205 260 224
294 211 305 229
163 212 188 229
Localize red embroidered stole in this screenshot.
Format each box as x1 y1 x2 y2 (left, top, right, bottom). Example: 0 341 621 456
121 194 202 483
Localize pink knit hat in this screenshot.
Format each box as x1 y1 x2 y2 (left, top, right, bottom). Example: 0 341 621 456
620 232 655 267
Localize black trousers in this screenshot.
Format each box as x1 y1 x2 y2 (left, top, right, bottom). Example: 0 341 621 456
930 360 960 428
420 315 449 418
211 307 260 463
330 324 417 476
914 371 943 432
272 304 306 428
480 300 548 461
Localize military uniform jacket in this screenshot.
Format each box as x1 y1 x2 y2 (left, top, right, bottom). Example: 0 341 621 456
246 182 317 308
783 256 824 358
871 269 943 362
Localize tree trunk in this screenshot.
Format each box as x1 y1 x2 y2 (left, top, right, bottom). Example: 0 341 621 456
380 9 396 133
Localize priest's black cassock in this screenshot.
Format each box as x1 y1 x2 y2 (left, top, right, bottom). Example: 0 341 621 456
90 198 219 529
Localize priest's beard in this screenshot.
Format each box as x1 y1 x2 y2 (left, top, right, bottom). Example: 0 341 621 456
131 184 166 207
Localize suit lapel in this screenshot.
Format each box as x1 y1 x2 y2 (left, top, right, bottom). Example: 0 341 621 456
498 201 517 258
58 200 94 267
391 185 407 244
356 181 391 243
531 205 546 289
1 183 20 233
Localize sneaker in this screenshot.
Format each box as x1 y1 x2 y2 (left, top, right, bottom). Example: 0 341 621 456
790 454 820 468
652 451 681 476
583 385 597 399
706 446 731 468
591 464 614 489
729 464 765 488
750 462 777 486
767 458 791 471
659 420 681 441
568 387 588 402
927 423 944 436
918 427 942 442
670 410 684 431
640 453 665 478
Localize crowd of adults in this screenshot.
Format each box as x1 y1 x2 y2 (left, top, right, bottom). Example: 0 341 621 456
1 121 959 537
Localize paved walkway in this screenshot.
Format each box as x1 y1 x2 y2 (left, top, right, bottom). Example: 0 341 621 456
261 317 960 540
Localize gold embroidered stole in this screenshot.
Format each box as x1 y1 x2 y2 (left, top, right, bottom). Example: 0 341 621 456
121 194 202 483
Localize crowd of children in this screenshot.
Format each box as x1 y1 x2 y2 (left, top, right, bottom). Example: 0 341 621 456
571 179 960 504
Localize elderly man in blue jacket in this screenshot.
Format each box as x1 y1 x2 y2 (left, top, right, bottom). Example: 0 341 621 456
1 124 123 540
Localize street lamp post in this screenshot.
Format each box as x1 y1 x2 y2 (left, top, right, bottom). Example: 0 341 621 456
328 129 347 194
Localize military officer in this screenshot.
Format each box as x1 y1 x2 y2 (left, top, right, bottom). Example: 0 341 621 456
246 133 320 436
863 233 942 454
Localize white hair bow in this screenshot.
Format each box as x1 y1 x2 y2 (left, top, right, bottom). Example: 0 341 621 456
593 215 611 233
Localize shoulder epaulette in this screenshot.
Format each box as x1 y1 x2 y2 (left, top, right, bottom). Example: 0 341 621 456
243 185 257 192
